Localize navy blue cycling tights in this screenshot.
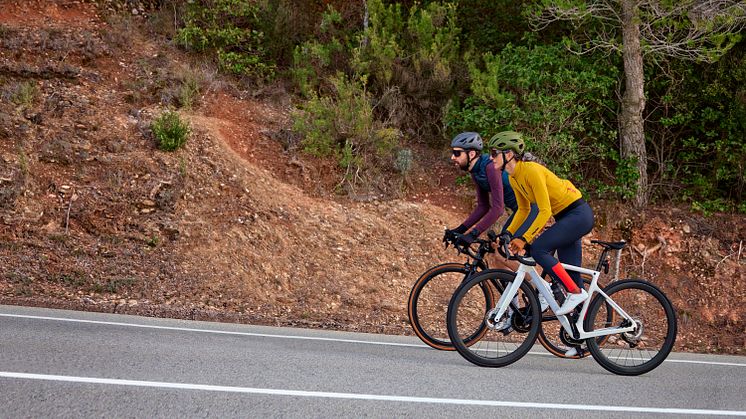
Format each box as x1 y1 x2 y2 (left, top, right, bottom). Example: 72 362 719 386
531 200 594 290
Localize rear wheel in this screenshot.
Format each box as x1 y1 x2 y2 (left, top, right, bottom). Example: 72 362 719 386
407 263 493 350
585 280 677 376
447 270 540 367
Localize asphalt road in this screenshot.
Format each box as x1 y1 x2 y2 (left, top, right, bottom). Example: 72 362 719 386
1 305 744 418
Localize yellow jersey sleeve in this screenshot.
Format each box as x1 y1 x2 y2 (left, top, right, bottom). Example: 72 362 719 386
506 177 531 235
520 168 553 243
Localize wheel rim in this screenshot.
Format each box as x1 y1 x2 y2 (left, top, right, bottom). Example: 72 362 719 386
409 265 490 349
449 274 540 365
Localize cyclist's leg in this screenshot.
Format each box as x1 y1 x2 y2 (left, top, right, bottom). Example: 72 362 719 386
554 203 594 289
556 240 584 290
531 227 581 293
534 203 594 319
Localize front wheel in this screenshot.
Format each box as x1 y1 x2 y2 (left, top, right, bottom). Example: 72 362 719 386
584 279 677 376
447 270 540 367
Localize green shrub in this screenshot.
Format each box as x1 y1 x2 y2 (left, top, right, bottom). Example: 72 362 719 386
351 0 464 141
292 72 401 190
255 0 354 68
646 43 746 208
5 81 39 111
394 148 413 175
175 65 205 110
291 5 349 98
586 146 639 201
176 0 275 79
152 111 190 151
455 174 471 187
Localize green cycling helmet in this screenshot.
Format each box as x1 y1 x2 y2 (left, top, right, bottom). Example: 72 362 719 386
488 131 525 154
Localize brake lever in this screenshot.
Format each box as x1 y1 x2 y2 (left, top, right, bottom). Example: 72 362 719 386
498 240 509 258
512 251 537 266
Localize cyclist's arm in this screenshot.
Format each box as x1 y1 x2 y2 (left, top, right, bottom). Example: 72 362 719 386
519 170 552 243
506 179 531 235
471 162 505 234
512 203 539 238
460 183 488 231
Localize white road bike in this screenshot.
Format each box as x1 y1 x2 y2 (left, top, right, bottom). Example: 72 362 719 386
446 240 677 376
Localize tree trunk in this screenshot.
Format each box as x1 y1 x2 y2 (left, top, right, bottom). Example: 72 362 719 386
620 0 648 207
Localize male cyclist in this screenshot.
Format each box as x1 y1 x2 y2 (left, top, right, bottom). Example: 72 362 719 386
443 132 508 248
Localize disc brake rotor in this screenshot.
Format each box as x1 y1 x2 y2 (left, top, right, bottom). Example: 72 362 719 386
622 318 644 345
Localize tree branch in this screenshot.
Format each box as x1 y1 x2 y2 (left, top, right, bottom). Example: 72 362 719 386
532 0 746 62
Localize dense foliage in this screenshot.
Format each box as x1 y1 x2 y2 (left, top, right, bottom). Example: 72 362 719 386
446 44 620 185
646 43 746 213
172 0 745 212
176 0 275 77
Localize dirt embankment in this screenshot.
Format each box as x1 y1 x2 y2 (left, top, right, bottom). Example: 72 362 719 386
0 1 743 354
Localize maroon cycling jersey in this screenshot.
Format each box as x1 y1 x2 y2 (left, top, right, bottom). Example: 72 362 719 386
462 155 505 233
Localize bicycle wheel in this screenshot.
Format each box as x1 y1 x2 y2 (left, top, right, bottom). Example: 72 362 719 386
408 263 493 350
584 279 677 376
447 270 540 367
537 278 613 359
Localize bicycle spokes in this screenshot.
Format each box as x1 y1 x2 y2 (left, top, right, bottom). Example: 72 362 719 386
585 280 677 376
447 271 541 368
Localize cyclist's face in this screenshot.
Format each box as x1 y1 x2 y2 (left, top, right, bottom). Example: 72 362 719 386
451 148 470 170
491 149 509 166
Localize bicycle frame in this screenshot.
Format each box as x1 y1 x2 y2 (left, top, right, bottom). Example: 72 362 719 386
490 259 637 340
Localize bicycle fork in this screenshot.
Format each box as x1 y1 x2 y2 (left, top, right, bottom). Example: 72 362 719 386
485 271 527 329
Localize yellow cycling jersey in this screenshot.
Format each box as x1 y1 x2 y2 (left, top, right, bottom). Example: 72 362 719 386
506 161 582 242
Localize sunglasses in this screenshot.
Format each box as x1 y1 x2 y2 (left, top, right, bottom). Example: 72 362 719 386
452 149 465 157
490 149 500 158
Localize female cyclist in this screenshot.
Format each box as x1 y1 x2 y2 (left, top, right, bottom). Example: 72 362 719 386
488 131 594 316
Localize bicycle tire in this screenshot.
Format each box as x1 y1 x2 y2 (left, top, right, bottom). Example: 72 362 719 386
584 279 677 376
537 278 613 359
407 263 493 350
447 270 540 367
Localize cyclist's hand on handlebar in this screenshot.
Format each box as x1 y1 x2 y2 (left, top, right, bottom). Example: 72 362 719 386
443 225 467 245
442 229 455 244
455 230 479 247
508 237 527 255
498 232 512 246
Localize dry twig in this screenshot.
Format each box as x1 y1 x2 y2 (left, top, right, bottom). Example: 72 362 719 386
64 192 73 234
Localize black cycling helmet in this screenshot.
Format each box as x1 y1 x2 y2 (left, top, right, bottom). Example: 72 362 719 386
488 131 525 154
450 132 483 151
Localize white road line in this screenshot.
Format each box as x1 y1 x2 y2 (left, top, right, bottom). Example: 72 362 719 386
2 313 745 367
0 313 423 347
1 371 744 416
664 359 746 367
